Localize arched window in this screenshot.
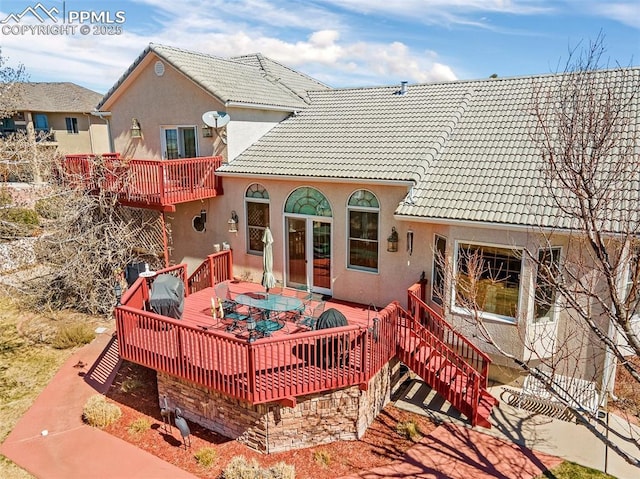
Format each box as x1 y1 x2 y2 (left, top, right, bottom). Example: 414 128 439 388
245 184 269 254
347 190 379 272
284 187 332 216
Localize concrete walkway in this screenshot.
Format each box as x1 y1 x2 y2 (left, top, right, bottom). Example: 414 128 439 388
395 379 640 479
0 329 197 479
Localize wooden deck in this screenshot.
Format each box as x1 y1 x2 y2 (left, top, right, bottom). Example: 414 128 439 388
115 255 496 426
180 280 377 340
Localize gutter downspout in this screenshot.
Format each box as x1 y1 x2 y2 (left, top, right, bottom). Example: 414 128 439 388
90 110 114 153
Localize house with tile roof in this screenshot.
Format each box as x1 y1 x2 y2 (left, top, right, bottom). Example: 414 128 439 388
0 82 109 155
98 43 329 162
71 44 640 451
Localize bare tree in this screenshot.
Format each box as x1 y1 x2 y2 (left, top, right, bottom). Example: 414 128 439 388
0 47 27 119
436 35 640 466
21 157 163 315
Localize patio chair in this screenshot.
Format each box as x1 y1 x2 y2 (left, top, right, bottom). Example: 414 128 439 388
213 281 249 331
300 301 326 330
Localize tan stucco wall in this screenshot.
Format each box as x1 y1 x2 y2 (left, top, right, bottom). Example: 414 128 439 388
166 175 610 385
167 177 422 309
31 111 108 154
106 53 288 160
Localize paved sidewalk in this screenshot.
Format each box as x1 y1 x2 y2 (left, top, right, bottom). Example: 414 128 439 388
0 329 197 479
395 379 640 479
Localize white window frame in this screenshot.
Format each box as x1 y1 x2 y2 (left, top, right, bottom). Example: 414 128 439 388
452 240 524 324
346 190 379 273
160 125 198 159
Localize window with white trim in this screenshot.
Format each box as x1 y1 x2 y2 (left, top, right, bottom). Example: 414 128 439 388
455 242 522 321
347 190 379 272
245 183 269 254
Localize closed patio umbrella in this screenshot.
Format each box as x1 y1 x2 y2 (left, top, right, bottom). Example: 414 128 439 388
261 226 276 292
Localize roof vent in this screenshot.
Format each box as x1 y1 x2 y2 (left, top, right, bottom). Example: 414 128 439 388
400 81 408 95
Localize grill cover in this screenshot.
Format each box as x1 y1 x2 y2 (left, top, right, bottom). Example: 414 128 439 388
150 274 184 319
315 308 348 330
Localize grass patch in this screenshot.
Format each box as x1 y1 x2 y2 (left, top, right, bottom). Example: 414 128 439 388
49 323 95 349
537 461 617 478
396 419 422 442
194 447 218 469
312 449 331 468
83 394 122 428
0 293 103 478
222 455 295 479
127 416 152 435
120 377 144 393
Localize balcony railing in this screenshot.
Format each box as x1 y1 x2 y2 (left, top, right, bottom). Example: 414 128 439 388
61 154 224 210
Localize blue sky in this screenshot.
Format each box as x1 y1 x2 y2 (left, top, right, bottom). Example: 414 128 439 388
1 0 638 94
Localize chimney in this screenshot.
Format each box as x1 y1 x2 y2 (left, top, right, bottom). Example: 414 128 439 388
400 81 408 95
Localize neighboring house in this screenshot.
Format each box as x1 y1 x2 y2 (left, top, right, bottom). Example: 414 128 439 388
69 44 639 451
0 82 109 154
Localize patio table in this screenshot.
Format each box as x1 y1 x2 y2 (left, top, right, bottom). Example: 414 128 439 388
235 292 304 336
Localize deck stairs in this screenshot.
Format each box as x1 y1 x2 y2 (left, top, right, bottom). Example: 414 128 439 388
395 298 498 428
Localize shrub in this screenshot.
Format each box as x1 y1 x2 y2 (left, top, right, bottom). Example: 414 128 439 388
223 455 295 479
128 417 152 435
194 447 218 469
0 186 11 207
0 207 39 226
313 449 331 467
396 420 422 442
50 323 95 349
34 196 64 219
83 394 122 428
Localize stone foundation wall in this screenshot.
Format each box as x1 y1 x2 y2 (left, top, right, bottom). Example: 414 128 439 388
157 358 401 453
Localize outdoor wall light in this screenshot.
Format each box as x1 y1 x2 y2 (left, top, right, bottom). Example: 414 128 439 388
387 226 399 252
228 210 239 233
130 118 142 138
202 125 212 137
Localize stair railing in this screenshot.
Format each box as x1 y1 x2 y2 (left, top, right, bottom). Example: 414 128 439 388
407 284 491 388
396 307 484 426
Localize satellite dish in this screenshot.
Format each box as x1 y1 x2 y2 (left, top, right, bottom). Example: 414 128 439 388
202 111 230 129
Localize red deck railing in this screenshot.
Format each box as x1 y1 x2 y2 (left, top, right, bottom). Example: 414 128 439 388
115 255 494 424
115 263 399 405
61 154 224 209
407 283 491 387
187 250 234 294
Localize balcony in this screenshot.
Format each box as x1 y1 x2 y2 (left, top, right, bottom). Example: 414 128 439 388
61 154 224 211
